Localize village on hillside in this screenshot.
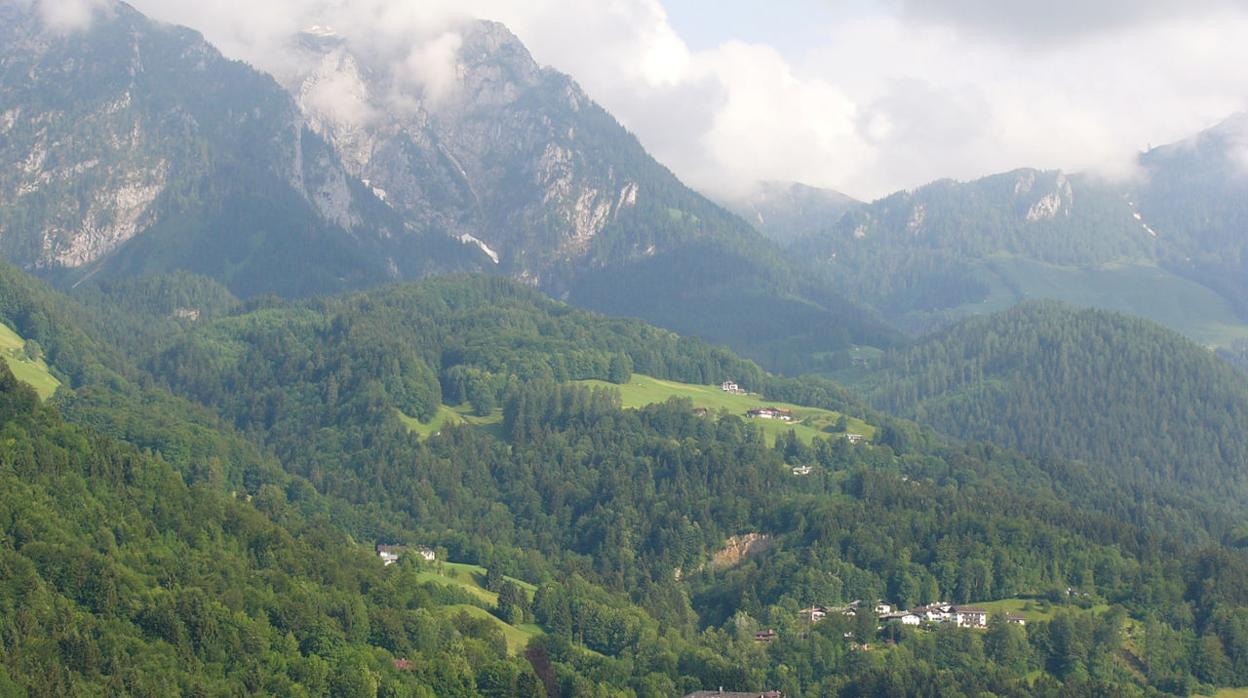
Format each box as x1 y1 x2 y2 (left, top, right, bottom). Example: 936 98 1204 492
747 600 1026 647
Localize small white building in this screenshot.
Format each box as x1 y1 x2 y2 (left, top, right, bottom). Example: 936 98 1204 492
874 602 892 615
799 606 827 623
791 465 813 476
721 380 742 393
416 547 436 562
844 433 865 445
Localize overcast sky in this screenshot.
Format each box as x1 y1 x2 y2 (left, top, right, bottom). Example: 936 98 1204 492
105 0 1248 199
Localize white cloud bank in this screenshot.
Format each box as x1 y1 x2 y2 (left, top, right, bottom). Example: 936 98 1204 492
49 0 1248 199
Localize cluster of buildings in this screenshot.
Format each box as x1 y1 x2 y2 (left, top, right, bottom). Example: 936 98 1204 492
717 380 866 444
376 544 436 566
746 407 795 421
799 601 1024 630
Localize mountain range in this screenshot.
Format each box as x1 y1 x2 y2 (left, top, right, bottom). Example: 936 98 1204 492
0 1 896 374
784 114 1248 344
6 3 1248 694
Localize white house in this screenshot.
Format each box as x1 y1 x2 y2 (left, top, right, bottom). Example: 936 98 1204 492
791 465 813 476
844 433 865 445
416 547 436 562
882 612 921 626
874 602 892 615
914 603 953 623
799 606 827 623
748 407 793 422
377 545 402 566
721 380 742 393
952 606 988 628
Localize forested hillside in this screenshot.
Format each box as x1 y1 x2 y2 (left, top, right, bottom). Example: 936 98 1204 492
36 272 1248 694
863 301 1248 504
0 265 1247 694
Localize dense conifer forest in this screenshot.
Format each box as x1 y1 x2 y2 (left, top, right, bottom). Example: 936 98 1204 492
0 268 1244 695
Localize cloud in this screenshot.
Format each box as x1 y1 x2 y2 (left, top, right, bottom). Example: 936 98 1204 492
33 0 109 33
119 0 1248 199
889 0 1246 45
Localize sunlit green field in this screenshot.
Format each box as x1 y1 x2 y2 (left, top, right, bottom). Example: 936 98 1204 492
438 604 542 655
0 322 60 399
971 597 1107 623
413 560 535 599
575 374 875 444
399 404 503 439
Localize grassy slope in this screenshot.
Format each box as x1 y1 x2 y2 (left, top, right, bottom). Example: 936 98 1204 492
972 598 1108 623
413 561 537 606
439 605 542 655
577 374 875 444
414 561 542 655
902 256 1248 347
399 404 504 439
0 323 60 399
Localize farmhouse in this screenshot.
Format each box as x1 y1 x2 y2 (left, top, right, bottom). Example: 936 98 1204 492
913 603 953 623
721 380 743 394
376 544 436 565
874 602 892 615
882 612 921 626
692 407 710 417
800 606 828 623
747 407 793 421
952 606 989 628
754 629 779 644
791 465 813 476
843 433 865 444
377 544 404 565
1007 613 1027 626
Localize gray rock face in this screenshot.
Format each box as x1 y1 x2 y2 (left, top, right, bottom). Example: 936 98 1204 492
0 1 396 291
287 20 642 280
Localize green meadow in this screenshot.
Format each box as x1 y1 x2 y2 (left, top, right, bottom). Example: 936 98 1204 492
0 322 60 400
576 374 875 444
438 605 542 655
410 561 541 654
399 404 504 439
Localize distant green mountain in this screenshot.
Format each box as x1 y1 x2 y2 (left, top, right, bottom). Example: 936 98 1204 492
861 301 1248 502
719 180 862 243
787 117 1248 347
